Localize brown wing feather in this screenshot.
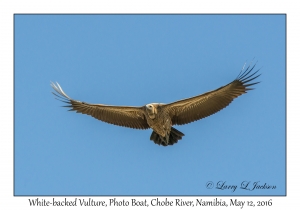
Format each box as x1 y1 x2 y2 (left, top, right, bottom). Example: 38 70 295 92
163 63 261 125
51 82 149 129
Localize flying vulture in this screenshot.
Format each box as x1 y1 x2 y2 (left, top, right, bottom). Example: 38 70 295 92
51 63 260 146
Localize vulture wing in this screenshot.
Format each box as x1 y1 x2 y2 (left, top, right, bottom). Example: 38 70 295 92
163 63 260 125
51 82 149 129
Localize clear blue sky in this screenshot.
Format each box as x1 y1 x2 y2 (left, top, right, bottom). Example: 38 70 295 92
15 14 285 196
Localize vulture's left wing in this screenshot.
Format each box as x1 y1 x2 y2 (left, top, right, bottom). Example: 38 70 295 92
51 82 149 129
163 64 260 125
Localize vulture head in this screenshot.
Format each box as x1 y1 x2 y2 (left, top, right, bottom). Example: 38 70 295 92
145 103 158 119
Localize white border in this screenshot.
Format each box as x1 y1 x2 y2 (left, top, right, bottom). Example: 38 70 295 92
1 0 295 209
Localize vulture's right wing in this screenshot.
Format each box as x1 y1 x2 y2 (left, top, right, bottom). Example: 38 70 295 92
51 82 149 129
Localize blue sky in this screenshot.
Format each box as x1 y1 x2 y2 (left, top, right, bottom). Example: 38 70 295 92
14 14 285 196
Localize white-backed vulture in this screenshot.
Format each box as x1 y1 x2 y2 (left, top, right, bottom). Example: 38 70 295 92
51 63 260 146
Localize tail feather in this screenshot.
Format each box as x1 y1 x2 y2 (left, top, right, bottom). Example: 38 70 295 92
150 127 184 146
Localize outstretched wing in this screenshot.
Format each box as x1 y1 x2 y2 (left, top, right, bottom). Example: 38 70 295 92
51 82 149 129
163 63 261 125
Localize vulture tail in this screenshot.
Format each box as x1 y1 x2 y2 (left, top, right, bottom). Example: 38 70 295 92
150 127 184 146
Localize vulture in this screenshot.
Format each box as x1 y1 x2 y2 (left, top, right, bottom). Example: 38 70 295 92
51 63 260 146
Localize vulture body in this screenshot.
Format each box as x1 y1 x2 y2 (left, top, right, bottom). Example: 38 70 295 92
51 63 260 146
